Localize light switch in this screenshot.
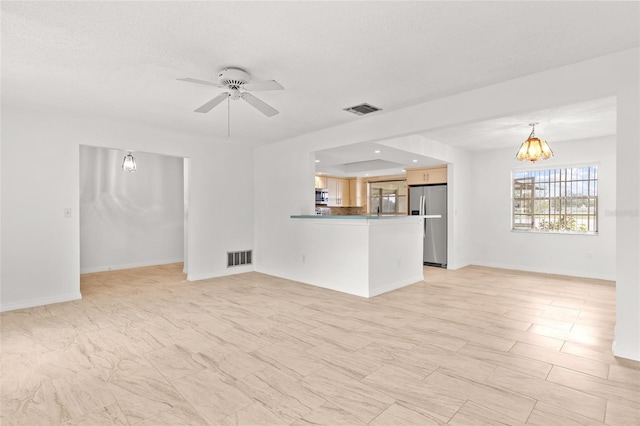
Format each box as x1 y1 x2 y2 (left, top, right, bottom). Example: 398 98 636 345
64 208 72 218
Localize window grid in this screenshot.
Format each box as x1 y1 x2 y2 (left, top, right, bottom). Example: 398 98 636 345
512 166 598 233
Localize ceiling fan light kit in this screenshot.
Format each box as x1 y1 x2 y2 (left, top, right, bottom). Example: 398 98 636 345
216 67 251 87
178 67 283 136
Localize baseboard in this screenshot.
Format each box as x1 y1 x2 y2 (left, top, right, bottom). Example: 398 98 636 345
446 262 471 271
0 292 82 313
80 258 184 274
369 275 425 297
187 265 255 281
254 266 424 299
470 261 616 281
298 279 370 298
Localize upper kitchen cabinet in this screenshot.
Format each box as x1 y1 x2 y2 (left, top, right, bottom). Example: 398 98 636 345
315 175 327 189
349 179 357 207
326 177 341 206
406 165 447 185
322 176 367 207
326 176 352 206
349 178 366 207
340 179 351 206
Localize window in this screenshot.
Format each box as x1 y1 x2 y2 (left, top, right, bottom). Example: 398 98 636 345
369 180 407 215
512 166 598 234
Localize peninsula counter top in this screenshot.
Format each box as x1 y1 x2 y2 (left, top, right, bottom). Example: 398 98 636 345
291 214 441 220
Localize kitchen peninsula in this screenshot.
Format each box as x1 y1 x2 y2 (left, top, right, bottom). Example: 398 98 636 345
290 214 441 297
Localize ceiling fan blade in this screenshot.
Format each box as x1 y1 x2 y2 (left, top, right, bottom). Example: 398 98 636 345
242 80 284 91
241 93 279 117
177 77 223 88
194 92 229 113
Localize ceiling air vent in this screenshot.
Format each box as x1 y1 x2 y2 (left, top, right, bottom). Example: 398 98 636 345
343 103 382 116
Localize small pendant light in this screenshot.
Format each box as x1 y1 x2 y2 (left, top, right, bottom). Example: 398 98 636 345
122 151 137 172
516 122 553 162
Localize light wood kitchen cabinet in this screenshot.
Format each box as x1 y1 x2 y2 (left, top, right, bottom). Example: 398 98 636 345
340 179 351 206
347 177 366 207
349 179 357 206
358 178 367 210
326 178 337 205
326 177 350 206
406 165 447 185
326 177 340 206
315 175 327 189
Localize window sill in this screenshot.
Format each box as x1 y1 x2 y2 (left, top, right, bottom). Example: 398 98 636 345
511 229 598 236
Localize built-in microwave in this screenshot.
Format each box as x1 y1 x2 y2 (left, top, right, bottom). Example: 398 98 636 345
315 188 328 204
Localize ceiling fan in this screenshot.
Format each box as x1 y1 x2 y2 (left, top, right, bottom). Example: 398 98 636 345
178 67 283 120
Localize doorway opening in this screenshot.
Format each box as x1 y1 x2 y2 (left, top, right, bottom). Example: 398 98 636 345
79 146 189 276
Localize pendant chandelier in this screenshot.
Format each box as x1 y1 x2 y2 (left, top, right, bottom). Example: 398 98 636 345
122 151 137 172
515 122 553 162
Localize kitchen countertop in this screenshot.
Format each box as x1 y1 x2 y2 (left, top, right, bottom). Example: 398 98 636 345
291 214 442 219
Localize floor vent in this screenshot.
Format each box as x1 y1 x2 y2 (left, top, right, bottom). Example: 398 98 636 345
227 250 252 267
343 103 382 116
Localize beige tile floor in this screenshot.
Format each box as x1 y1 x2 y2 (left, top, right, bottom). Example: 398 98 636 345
1 264 639 425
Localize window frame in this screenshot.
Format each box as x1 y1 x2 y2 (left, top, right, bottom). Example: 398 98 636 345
510 163 599 235
368 180 407 215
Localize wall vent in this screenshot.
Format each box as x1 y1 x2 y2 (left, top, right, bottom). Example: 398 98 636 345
343 103 382 116
227 250 252 267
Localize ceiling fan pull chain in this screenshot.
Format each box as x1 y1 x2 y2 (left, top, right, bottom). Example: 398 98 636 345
228 94 231 138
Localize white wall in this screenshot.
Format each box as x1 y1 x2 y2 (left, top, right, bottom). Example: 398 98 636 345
294 219 370 297
254 140 314 280
289 217 424 298
615 54 640 361
368 218 424 297
0 105 255 311
470 136 616 280
79 146 184 273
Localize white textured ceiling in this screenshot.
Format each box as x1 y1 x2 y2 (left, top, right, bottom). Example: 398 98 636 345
421 96 618 151
2 1 638 146
316 96 617 177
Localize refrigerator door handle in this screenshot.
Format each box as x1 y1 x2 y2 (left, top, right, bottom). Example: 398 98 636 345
420 194 426 237
423 214 427 238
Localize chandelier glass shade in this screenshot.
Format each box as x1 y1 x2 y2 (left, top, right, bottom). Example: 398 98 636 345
516 123 553 162
122 152 137 172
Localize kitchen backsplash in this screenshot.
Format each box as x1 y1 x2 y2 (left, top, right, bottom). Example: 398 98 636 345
315 206 366 216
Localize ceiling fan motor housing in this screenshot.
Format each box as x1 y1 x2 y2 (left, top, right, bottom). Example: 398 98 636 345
217 68 250 88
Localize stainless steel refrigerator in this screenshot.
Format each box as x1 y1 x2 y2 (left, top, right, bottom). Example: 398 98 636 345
409 184 447 267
